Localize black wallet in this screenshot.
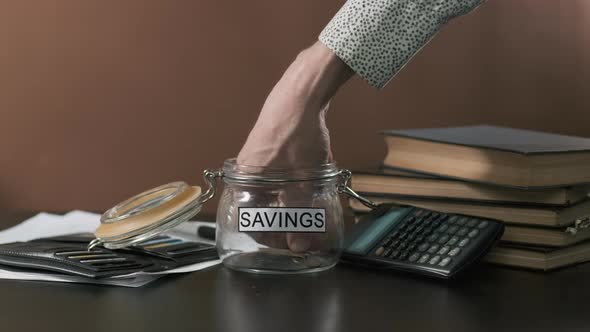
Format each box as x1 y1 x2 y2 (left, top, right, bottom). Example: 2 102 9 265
0 234 218 278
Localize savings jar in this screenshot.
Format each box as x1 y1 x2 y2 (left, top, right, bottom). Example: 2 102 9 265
216 159 349 274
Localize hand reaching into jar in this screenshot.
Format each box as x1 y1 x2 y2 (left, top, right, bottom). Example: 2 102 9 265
235 42 352 253
236 0 488 252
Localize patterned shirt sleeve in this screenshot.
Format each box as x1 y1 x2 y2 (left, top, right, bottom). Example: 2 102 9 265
319 0 485 89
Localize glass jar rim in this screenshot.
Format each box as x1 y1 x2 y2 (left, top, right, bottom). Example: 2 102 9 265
222 158 341 183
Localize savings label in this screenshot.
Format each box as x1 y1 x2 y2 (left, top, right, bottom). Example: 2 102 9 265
238 207 326 233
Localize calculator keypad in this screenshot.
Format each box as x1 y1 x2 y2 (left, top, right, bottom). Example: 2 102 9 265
372 209 492 270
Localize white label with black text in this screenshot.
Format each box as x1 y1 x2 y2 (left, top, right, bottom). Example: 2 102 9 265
238 207 326 233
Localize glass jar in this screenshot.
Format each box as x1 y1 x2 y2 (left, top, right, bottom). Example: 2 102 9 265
216 159 344 274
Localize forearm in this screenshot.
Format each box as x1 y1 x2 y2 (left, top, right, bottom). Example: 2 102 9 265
283 41 354 111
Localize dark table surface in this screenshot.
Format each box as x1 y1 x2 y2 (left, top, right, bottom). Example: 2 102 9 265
1 211 589 332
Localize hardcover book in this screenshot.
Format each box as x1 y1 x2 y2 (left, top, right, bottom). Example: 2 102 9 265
352 168 589 206
381 125 590 188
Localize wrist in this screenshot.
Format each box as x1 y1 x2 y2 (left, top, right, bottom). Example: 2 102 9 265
289 41 353 109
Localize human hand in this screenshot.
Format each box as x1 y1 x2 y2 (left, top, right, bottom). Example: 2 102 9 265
236 42 352 252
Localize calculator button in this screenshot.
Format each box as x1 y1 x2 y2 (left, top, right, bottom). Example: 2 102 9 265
447 225 459 234
390 230 400 239
448 216 458 224
407 234 416 242
437 224 449 233
467 219 478 227
398 242 408 250
375 247 385 256
457 228 469 237
409 253 421 262
418 254 430 264
478 220 489 229
459 238 470 247
429 255 441 265
407 244 417 252
468 229 480 238
407 224 417 233
398 233 408 240
414 210 424 217
439 257 452 267
438 215 449 222
415 236 425 244
391 239 401 248
449 247 461 257
399 252 409 261
457 217 468 226
427 234 439 242
447 236 460 246
383 238 393 247
437 246 450 255
427 244 440 254
415 226 425 234
384 248 393 257
437 235 450 245
389 249 401 259
418 243 430 252
423 211 432 219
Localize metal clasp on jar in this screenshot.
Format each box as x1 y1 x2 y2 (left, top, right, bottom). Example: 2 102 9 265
337 169 378 210
199 169 223 205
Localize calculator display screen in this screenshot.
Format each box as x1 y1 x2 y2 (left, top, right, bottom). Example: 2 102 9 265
346 206 410 255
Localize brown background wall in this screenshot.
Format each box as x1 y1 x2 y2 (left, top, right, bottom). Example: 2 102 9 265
1 0 589 215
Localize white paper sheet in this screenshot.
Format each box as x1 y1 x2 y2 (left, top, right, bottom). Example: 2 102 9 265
0 211 221 287
0 266 159 287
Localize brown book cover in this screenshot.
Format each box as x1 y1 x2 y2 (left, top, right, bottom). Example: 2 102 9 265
381 125 590 188
348 196 590 228
352 169 589 206
484 241 590 271
500 222 590 247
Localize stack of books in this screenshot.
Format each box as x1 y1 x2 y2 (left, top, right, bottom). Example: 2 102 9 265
349 125 590 271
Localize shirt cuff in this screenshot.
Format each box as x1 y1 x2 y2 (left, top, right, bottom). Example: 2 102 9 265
319 0 450 90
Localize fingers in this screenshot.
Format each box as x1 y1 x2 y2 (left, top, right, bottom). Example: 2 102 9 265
287 233 312 252
283 181 343 254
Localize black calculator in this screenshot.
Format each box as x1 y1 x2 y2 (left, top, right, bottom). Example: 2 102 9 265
342 204 504 279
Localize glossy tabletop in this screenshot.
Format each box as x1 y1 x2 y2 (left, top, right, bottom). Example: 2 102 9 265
1 212 589 332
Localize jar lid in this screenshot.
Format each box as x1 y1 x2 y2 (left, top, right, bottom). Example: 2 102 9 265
88 181 205 250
